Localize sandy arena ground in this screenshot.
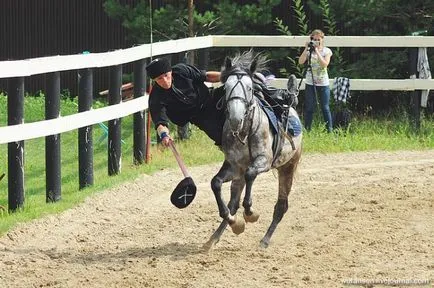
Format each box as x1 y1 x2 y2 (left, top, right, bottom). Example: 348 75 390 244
0 150 433 288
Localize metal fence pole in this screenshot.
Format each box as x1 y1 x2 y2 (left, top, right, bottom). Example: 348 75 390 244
45 72 61 202
78 68 94 189
7 77 25 212
108 65 122 175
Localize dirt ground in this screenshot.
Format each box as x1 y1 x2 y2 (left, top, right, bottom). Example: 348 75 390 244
0 150 433 288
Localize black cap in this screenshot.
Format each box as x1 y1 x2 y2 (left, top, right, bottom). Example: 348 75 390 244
146 58 171 79
170 177 197 209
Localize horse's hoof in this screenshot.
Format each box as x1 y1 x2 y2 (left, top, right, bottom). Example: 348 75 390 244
259 238 269 248
230 216 245 235
203 239 217 251
243 211 260 223
203 241 213 251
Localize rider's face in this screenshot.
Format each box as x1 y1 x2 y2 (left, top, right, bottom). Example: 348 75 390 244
154 71 172 90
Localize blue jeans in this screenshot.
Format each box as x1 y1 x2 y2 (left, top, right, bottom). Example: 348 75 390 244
303 84 333 132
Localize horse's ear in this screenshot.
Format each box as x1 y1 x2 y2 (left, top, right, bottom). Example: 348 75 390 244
225 57 232 70
250 59 257 74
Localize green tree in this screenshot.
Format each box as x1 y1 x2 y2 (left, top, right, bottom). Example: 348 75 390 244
275 0 433 114
103 1 210 43
104 0 282 69
104 0 281 43
274 0 345 78
274 0 309 78
328 0 433 113
212 0 281 35
328 0 433 36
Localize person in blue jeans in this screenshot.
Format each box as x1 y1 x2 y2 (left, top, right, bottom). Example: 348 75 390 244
298 29 333 132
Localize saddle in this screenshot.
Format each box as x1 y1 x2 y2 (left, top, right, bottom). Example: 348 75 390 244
252 74 298 137
251 73 302 165
252 73 298 110
255 95 300 168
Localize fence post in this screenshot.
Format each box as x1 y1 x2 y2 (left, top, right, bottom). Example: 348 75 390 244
409 47 421 130
408 30 428 130
78 68 94 188
45 72 61 202
108 65 122 175
7 77 25 212
133 59 146 165
197 48 209 71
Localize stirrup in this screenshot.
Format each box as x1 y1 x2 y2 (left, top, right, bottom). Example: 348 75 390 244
287 75 299 95
286 74 299 107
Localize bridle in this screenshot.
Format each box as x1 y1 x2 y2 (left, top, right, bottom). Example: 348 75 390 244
225 72 255 108
224 71 256 144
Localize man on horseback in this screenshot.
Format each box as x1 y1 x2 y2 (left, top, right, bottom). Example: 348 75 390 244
146 57 298 147
146 57 223 146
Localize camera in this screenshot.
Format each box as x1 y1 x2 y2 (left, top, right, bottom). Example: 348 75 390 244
308 41 315 48
308 39 320 49
307 38 319 51
308 41 316 52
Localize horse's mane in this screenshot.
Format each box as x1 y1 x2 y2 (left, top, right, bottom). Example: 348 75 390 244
220 50 269 83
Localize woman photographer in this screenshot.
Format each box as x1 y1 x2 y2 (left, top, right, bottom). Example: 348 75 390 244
298 29 333 132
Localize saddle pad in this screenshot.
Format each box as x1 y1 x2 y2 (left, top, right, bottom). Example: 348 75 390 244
257 98 302 138
257 98 279 134
288 115 302 137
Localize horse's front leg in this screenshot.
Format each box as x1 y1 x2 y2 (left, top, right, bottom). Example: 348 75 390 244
243 155 270 223
204 161 235 250
204 177 246 251
210 160 234 221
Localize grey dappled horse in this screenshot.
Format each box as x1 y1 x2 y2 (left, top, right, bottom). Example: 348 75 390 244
204 51 303 250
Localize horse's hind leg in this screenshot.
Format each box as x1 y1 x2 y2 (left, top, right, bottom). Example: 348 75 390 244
204 177 245 251
260 155 300 248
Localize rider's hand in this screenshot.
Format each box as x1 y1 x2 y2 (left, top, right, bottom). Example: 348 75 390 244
157 125 172 147
160 133 172 147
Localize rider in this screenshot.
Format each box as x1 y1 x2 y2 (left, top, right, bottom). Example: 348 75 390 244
146 57 224 146
146 57 299 147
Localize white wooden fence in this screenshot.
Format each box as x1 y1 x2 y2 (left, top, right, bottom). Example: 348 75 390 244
1 35 434 144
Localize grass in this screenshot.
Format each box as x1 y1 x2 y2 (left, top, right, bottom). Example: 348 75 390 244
0 94 433 235
303 114 434 153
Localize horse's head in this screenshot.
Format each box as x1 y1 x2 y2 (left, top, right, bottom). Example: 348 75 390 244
221 51 265 135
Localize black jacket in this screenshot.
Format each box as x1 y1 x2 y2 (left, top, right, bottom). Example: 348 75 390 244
149 63 209 128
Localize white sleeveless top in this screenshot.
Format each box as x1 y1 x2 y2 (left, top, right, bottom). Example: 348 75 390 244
305 47 333 86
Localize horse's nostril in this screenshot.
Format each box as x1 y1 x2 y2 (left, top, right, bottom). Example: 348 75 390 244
229 118 242 127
